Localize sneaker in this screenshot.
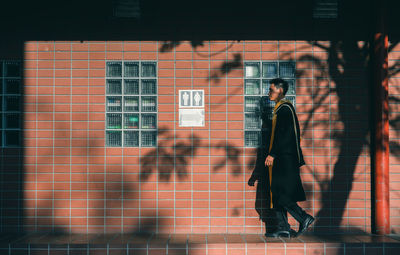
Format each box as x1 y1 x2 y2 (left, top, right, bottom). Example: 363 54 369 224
265 230 290 238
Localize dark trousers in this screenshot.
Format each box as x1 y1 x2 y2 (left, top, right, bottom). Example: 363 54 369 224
274 201 309 230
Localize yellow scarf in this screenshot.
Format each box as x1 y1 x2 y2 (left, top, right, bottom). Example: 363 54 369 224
267 99 289 208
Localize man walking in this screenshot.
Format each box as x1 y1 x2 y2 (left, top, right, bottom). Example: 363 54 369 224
249 78 314 238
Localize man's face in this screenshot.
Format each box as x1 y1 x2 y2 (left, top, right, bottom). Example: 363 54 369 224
268 84 283 102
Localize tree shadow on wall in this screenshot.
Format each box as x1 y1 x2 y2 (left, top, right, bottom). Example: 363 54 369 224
245 39 400 235
208 53 242 83
278 40 372 233
159 40 206 53
160 40 243 84
179 38 400 234
20 97 190 255
155 39 400 234
140 128 242 182
293 40 400 233
140 41 244 182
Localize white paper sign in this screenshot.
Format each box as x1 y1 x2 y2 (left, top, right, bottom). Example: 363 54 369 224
179 108 205 127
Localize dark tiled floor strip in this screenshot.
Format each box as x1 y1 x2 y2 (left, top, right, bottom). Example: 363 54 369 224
1 234 400 254
1 233 400 244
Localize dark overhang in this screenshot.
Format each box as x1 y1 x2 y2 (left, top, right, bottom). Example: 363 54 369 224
0 0 399 41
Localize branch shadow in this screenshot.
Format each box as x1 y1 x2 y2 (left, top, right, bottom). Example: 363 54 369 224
208 53 242 83
140 127 243 182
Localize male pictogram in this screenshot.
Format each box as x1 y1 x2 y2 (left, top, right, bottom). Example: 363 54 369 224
182 91 190 106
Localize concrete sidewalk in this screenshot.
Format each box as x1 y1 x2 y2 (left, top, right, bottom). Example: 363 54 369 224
1 233 400 254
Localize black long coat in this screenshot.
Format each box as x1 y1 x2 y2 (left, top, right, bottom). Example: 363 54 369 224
268 101 306 207
252 129 273 223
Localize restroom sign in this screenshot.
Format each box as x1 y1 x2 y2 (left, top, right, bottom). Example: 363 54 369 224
179 90 204 108
179 90 205 127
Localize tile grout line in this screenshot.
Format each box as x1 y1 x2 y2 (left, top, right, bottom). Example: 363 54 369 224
87 41 90 234
121 41 124 233
104 41 108 234
36 42 39 232
242 40 246 237
191 42 194 234
156 41 159 234
173 41 176 233
52 41 56 232
70 41 73 232
208 41 211 234
226 40 228 234
138 41 142 233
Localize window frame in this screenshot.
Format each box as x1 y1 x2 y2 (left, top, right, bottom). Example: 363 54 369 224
0 60 22 148
243 60 296 148
105 61 158 148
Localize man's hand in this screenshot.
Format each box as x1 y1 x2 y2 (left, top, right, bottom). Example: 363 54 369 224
265 155 275 167
248 175 257 186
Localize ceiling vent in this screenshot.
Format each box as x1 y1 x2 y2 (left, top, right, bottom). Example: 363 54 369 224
113 0 141 19
313 0 338 19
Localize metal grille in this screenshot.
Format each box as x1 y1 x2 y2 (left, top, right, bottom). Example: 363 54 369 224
4 62 21 77
113 0 141 19
285 96 296 106
279 62 296 78
244 61 296 147
313 0 338 19
124 62 139 77
286 79 296 95
5 79 21 94
141 62 157 77
124 113 139 129
141 114 156 129
106 61 157 147
5 113 20 129
124 79 139 94
106 96 122 112
141 96 157 112
244 96 260 112
262 62 278 78
0 60 22 147
106 131 122 147
106 62 122 77
245 131 260 147
5 96 21 111
245 113 260 129
107 79 122 94
245 80 260 95
245 63 260 78
141 131 157 147
5 130 20 147
141 79 157 95
260 96 275 121
124 96 139 112
107 113 122 129
124 131 139 147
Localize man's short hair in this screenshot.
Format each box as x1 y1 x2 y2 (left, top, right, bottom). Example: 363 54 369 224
270 78 288 95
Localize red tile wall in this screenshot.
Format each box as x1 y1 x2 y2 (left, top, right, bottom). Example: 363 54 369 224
389 42 400 234
22 40 374 234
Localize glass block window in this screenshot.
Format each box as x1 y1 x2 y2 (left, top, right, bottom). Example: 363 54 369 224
244 61 296 147
1 61 22 147
106 61 157 147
